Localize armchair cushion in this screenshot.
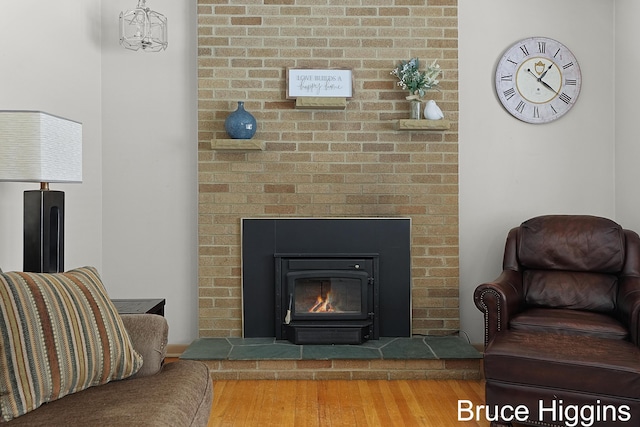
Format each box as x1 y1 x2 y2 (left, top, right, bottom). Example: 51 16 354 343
510 308 628 340
518 215 625 272
524 270 618 312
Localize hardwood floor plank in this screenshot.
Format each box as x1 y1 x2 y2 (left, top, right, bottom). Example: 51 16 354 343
378 381 412 426
283 381 303 425
393 380 430 425
211 381 247 427
356 380 386 427
412 381 451 426
320 381 346 427
294 380 319 427
348 383 373 427
365 380 397 426
208 380 490 427
249 381 268 424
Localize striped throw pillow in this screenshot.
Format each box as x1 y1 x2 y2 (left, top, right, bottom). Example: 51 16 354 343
0 267 143 422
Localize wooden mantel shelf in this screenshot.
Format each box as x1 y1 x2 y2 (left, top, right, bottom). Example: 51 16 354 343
211 139 265 151
396 119 450 131
295 97 347 110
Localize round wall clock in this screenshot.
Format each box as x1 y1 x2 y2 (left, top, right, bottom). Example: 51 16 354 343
495 36 582 124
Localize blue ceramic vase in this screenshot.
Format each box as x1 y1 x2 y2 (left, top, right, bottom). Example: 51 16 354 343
224 101 257 139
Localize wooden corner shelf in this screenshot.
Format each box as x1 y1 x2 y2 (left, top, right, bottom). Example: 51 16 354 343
295 97 347 110
396 119 450 131
211 139 265 151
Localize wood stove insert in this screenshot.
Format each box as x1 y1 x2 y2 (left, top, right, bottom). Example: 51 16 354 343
241 218 411 340
275 254 379 344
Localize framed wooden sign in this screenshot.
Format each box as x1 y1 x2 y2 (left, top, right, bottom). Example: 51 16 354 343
286 68 353 99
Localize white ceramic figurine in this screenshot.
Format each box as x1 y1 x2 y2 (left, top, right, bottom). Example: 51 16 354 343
424 100 444 120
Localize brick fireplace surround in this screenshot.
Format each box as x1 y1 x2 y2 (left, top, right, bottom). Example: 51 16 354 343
197 1 464 378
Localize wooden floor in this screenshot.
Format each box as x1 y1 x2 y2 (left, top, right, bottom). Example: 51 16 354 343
207 380 491 427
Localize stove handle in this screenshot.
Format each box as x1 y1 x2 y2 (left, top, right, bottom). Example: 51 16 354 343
284 294 293 324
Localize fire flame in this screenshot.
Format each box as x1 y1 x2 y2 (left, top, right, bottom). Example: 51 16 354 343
308 292 334 312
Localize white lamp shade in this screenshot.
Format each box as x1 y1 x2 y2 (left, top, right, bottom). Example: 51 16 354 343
0 111 82 183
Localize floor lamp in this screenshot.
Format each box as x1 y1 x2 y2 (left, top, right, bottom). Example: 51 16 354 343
0 111 82 273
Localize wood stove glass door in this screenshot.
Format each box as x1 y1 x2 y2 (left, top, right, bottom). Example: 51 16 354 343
287 270 369 321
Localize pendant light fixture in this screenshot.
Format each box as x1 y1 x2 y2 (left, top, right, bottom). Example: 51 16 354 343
119 0 167 52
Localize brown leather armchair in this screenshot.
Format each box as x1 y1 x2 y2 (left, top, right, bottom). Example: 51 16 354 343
474 215 640 427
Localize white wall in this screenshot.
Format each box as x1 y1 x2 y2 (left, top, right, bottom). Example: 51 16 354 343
459 0 617 344
0 1 197 345
100 0 198 344
615 2 640 233
0 1 103 272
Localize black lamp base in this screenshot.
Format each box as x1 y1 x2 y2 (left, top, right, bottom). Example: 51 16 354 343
23 190 65 273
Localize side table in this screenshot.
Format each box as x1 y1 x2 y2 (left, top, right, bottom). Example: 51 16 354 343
112 298 165 316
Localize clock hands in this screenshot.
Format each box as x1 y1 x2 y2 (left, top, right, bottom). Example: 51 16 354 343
526 64 560 95
537 64 559 94
539 64 552 80
525 68 539 80
538 78 560 95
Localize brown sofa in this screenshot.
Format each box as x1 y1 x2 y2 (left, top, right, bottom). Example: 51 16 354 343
6 314 213 426
474 215 640 427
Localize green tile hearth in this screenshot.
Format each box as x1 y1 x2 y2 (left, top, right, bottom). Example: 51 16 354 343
180 336 481 361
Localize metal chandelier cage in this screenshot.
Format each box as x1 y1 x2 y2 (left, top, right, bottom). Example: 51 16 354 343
119 0 167 52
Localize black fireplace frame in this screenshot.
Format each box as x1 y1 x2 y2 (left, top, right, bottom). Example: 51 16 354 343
241 218 411 339
274 253 380 344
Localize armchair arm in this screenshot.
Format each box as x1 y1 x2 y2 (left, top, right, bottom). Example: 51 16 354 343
617 276 640 346
120 314 169 378
474 269 525 347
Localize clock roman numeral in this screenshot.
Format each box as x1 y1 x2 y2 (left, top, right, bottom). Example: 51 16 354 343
553 48 561 58
501 74 513 82
537 42 546 53
559 92 572 104
507 58 517 65
520 45 530 56
503 88 516 100
565 79 577 85
550 105 558 115
562 62 574 69
516 101 526 113
533 106 540 118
